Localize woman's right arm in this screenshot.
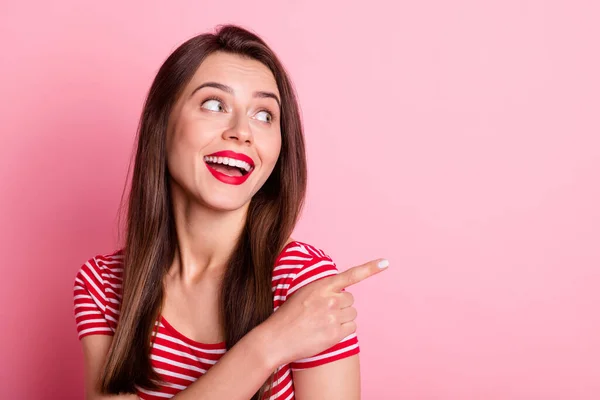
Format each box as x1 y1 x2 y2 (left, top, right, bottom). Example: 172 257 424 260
81 259 386 400
81 324 275 400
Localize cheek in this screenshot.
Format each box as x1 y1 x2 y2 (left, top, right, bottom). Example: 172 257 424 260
167 121 212 182
260 133 282 170
170 116 215 157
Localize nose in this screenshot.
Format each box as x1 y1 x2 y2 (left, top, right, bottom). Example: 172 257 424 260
222 112 253 145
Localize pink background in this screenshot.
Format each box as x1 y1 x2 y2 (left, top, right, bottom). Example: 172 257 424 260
1 1 599 399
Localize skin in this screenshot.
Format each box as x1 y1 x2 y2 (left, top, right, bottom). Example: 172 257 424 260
162 51 284 345
80 51 387 400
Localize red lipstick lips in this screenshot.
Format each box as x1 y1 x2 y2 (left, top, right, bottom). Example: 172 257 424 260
204 150 255 186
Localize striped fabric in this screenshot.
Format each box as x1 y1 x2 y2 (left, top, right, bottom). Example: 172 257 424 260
73 241 360 399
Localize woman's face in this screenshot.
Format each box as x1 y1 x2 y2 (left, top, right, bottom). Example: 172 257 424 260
167 51 282 212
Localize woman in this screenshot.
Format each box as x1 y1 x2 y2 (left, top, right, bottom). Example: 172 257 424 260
73 24 388 400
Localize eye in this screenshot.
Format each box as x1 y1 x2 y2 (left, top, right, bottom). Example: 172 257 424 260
255 110 273 123
201 98 226 112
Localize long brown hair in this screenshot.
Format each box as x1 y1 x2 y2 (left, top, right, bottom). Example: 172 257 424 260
101 25 307 399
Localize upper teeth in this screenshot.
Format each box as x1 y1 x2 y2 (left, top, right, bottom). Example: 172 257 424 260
204 156 252 172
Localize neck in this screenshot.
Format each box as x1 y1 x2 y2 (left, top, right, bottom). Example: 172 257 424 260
168 184 249 285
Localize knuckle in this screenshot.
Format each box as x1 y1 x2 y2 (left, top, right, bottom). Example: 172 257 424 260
327 313 337 325
327 297 339 309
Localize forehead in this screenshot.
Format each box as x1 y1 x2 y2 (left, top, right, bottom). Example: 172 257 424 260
187 51 279 96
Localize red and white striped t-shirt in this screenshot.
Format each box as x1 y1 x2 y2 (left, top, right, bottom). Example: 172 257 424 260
73 241 360 400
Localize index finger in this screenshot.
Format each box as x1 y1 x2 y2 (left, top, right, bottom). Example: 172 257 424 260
330 259 389 291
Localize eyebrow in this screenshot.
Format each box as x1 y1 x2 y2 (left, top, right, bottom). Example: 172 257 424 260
190 81 281 109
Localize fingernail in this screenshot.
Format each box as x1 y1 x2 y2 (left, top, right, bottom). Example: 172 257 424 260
378 259 389 269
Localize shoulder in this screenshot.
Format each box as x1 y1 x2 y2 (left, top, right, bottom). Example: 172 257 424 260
273 240 339 300
73 249 125 310
74 249 125 288
73 250 124 338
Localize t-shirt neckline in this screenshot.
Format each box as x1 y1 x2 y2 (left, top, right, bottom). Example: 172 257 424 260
158 240 300 349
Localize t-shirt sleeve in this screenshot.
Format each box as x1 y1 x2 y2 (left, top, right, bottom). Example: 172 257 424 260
73 256 117 339
279 244 360 370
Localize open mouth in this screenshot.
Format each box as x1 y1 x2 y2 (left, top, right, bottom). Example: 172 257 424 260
203 155 253 177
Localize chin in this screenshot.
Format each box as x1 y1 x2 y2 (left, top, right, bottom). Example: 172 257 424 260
200 193 251 213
